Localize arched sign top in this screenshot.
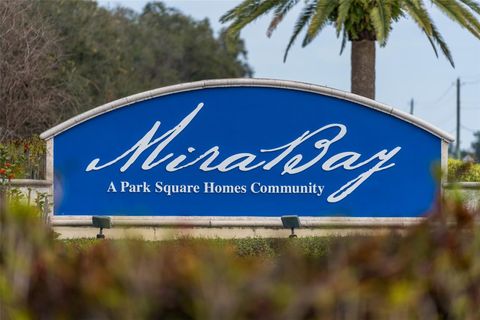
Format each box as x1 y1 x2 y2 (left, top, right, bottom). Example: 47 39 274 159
40 78 454 142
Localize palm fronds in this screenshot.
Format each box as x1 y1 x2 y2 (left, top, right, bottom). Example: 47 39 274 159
220 0 480 66
370 0 393 45
283 2 316 61
220 0 280 37
267 0 300 37
302 0 337 47
433 0 480 38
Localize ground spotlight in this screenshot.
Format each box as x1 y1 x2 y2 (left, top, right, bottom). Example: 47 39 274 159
281 215 300 238
92 216 112 239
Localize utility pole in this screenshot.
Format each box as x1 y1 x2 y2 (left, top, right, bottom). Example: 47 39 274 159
409 98 414 115
456 78 461 159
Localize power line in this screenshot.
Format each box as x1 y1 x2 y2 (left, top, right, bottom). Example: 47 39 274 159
461 125 478 133
461 73 480 80
436 113 455 126
432 83 455 103
462 78 480 86
417 82 455 106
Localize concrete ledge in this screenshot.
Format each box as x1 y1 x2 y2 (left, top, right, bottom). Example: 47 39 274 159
443 182 480 190
51 216 424 228
9 179 52 187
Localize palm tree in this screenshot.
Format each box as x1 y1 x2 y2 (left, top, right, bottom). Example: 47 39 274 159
220 0 480 99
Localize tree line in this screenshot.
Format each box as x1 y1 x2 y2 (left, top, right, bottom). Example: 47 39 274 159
0 0 252 141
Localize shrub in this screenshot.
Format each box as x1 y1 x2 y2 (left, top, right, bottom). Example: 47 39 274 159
0 136 46 181
448 159 480 182
0 145 21 184
61 237 331 259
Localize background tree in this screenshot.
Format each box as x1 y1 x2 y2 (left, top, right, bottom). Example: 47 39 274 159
221 0 480 99
137 3 252 87
0 0 72 141
0 1 252 140
35 0 252 115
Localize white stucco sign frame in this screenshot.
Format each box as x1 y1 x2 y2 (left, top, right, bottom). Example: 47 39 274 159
41 78 453 229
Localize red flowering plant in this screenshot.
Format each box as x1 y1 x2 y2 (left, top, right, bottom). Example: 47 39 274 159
0 144 23 185
0 137 45 184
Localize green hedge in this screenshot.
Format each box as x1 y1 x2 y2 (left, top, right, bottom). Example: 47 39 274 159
2 200 480 318
448 159 480 182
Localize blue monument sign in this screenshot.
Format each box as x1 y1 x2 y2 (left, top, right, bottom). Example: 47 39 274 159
41 79 453 218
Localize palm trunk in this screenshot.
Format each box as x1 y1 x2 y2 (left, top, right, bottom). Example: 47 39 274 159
351 40 375 100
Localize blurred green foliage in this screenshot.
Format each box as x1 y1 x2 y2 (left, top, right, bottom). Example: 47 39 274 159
448 159 480 182
2 195 480 319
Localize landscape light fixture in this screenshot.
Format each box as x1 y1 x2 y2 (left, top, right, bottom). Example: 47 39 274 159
281 215 300 238
92 216 112 239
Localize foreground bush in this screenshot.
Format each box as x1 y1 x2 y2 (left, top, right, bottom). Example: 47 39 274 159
1 200 480 319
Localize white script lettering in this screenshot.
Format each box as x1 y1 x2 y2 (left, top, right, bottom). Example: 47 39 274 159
86 103 402 202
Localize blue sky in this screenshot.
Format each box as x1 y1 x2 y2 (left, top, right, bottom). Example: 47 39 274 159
98 0 480 151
